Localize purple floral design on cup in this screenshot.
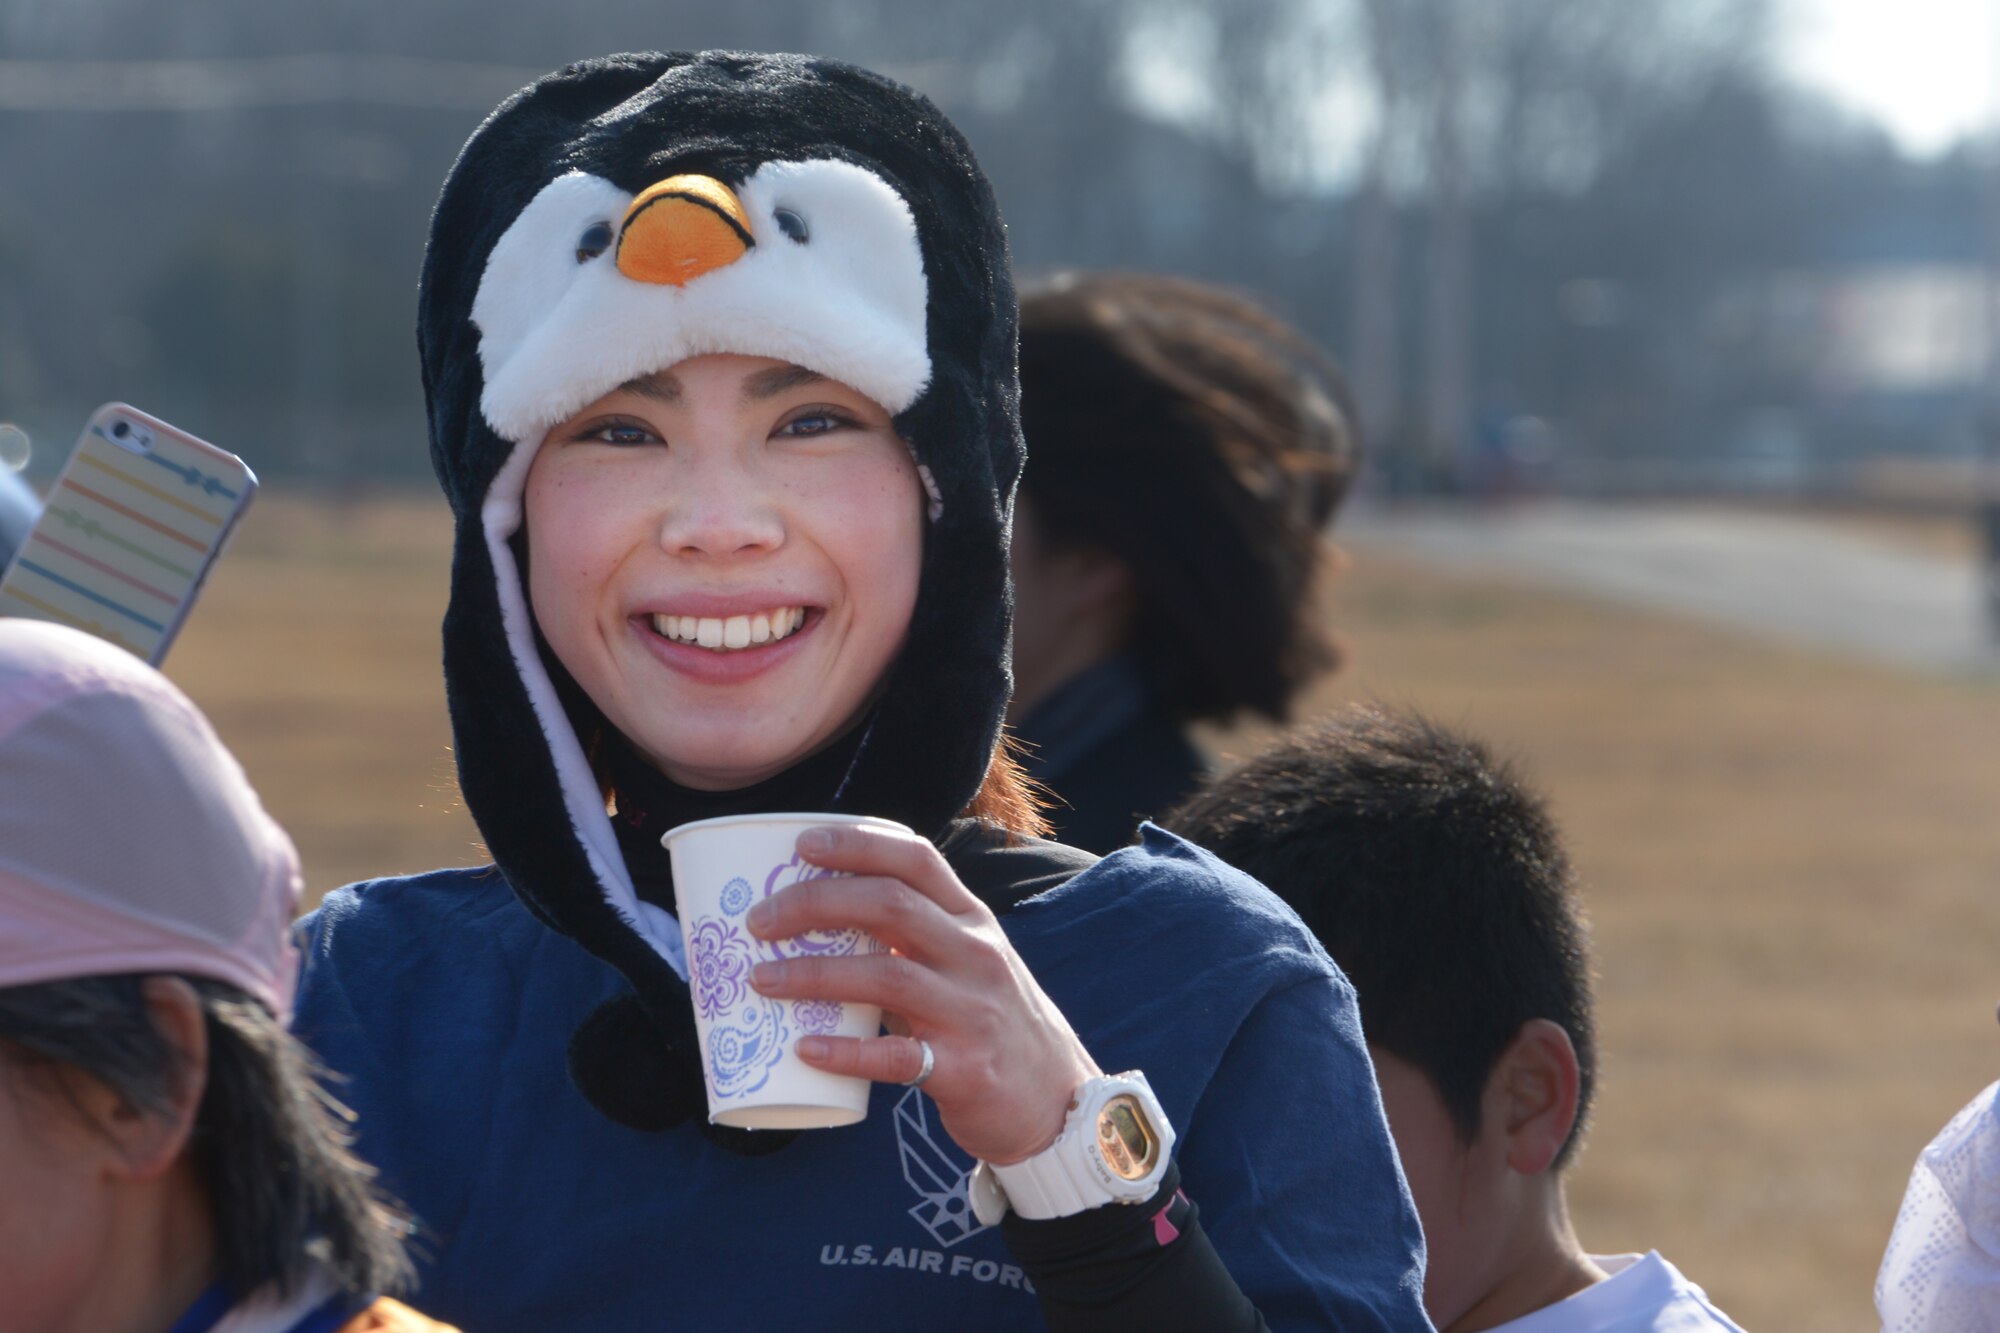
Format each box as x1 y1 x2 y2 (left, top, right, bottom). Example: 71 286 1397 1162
761 853 870 961
792 998 843 1036
709 997 788 1099
719 877 752 917
689 916 755 1022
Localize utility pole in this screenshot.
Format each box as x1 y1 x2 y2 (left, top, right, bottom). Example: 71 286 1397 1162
1351 0 1404 496
293 123 338 476
1421 0 1470 497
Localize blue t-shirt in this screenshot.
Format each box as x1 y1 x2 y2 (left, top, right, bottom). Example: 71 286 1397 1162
294 826 1429 1331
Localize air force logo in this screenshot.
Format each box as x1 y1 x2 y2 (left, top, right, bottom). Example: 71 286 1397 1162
894 1088 988 1247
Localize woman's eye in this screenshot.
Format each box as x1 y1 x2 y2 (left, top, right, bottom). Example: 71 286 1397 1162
780 412 847 438
579 420 658 446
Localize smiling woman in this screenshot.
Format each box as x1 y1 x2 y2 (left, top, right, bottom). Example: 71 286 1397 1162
288 49 1429 1333
524 355 923 791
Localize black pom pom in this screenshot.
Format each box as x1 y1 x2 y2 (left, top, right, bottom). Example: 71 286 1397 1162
567 993 702 1133
566 992 798 1156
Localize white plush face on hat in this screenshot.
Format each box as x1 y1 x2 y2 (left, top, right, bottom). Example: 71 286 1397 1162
459 158 933 980
471 159 931 449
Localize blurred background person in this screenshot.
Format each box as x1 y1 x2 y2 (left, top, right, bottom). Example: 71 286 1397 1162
0 618 449 1333
1009 270 1359 852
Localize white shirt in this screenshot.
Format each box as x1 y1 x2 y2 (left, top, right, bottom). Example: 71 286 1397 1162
1487 1252 1747 1332
1877 1079 2000 1333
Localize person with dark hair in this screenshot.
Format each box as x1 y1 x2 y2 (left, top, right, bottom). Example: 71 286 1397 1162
289 51 1427 1333
1167 707 1746 1332
0 618 450 1333
1010 270 1358 853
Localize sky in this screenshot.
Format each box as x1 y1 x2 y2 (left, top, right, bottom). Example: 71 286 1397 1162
1121 0 2000 195
1781 0 1996 154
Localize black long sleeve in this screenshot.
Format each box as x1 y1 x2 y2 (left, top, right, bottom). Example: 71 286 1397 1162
936 823 1268 1327
1001 1163 1270 1332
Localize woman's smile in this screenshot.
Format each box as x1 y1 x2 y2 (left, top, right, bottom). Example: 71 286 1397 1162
629 603 821 686
648 605 809 651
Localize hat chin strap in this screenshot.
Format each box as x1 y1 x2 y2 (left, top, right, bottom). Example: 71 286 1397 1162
480 437 688 979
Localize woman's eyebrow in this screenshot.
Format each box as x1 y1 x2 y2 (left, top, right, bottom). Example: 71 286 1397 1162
620 370 682 402
742 364 827 401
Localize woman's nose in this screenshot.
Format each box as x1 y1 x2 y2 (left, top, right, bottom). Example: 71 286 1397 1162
655 459 784 557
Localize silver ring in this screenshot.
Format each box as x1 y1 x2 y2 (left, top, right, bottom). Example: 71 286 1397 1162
904 1038 935 1088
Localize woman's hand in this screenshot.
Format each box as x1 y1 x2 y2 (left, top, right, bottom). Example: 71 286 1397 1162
745 823 1100 1165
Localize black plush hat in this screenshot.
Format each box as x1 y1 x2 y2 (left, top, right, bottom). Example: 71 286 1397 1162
416 53 1021 1135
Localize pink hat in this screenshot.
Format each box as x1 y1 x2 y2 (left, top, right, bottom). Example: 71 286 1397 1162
0 619 301 1015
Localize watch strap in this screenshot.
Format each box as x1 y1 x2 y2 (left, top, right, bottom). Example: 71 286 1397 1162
989 1134 1119 1220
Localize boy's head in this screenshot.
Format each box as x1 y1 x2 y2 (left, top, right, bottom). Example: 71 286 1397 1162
1166 707 1597 1329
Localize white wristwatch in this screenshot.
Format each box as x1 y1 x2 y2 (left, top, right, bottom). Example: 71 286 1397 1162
968 1070 1175 1225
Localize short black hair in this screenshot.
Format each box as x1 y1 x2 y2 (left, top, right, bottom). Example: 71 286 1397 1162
1165 707 1597 1167
1017 270 1358 724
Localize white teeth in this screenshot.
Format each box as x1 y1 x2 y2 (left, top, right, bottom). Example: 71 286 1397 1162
651 607 808 652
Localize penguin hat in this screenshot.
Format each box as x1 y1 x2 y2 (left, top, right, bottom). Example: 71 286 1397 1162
418 53 1022 1132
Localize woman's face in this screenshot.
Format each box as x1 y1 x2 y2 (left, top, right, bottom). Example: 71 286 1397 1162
525 354 925 791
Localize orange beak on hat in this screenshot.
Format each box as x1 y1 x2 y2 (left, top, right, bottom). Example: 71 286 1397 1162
615 175 755 286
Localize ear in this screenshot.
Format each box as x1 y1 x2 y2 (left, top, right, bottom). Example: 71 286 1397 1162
87 978 209 1183
1488 1018 1581 1177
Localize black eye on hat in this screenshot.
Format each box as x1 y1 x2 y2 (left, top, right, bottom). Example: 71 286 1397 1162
576 220 615 263
774 208 809 244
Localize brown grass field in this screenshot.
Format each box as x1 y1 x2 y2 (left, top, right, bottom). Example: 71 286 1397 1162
163 491 2000 1330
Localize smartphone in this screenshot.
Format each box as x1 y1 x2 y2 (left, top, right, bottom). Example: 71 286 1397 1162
0 403 256 664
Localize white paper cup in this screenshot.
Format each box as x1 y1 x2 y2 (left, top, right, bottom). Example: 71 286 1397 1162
661 812 910 1130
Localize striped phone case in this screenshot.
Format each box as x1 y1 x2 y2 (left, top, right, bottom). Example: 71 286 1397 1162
0 404 256 664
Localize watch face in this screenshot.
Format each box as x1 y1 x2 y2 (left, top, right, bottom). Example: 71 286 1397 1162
1095 1094 1159 1181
